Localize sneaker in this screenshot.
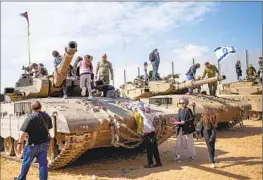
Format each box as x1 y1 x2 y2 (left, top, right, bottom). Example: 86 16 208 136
154 163 162 167
211 163 215 168
88 96 93 100
81 87 87 96
63 94 68 99
144 164 155 168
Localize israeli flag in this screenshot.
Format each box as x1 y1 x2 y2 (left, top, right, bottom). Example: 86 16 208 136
214 46 236 63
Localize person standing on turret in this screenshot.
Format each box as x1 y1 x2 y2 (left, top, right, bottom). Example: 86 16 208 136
202 62 219 96
149 49 160 81
246 64 257 80
52 50 68 98
186 63 200 94
257 57 262 84
235 60 242 80
95 54 114 85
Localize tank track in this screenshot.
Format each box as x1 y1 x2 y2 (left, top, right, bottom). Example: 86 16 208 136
1 132 97 170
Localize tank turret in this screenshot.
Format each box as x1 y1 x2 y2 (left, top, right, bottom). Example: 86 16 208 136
4 41 78 100
120 75 226 99
219 80 262 120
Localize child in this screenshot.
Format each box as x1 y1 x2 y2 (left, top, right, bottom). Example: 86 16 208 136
199 108 217 168
77 55 93 99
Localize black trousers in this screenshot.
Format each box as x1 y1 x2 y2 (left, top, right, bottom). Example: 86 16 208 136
143 132 161 165
205 138 216 163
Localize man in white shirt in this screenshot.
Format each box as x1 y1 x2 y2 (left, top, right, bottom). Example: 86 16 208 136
141 104 162 168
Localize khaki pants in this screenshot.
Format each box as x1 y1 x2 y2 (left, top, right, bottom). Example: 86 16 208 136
208 82 217 96
99 75 110 84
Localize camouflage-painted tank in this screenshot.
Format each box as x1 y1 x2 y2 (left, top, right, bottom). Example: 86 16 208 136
0 41 177 170
119 76 251 129
219 80 262 120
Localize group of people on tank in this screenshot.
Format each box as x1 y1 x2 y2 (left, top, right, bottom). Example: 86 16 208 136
236 56 262 83
27 50 115 99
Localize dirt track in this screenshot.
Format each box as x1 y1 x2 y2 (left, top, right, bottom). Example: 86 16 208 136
1 120 262 180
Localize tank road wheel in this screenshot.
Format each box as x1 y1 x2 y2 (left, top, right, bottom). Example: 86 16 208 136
47 138 59 165
249 111 262 120
14 140 24 158
0 137 4 151
4 137 15 156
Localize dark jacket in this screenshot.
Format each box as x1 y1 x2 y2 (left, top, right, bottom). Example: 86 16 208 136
176 107 195 135
199 122 216 141
235 63 242 76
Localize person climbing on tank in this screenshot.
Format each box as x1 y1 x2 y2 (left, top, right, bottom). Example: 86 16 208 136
246 64 257 81
235 60 242 80
199 108 217 168
77 54 93 99
185 63 201 94
141 104 162 168
95 54 114 85
52 50 68 98
202 62 219 96
38 63 48 77
149 49 160 81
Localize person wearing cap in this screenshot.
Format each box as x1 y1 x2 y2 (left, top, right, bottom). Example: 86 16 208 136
140 104 162 168
149 49 160 81
14 100 52 180
77 54 93 99
95 54 114 85
235 60 242 80
52 50 68 98
202 62 219 96
173 96 196 162
246 64 257 80
186 63 201 94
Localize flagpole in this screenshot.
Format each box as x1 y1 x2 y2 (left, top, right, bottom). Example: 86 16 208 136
27 23 31 66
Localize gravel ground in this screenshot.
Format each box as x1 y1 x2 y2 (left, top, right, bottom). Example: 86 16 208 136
1 120 262 180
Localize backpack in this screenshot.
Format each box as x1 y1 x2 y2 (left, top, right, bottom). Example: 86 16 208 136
149 52 155 62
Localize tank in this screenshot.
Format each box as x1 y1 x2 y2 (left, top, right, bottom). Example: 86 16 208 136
119 75 252 129
0 41 177 170
218 80 262 120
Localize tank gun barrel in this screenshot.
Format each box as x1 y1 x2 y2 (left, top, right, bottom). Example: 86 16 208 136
176 75 226 90
53 41 77 87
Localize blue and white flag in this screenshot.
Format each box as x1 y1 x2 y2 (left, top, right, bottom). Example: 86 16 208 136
214 46 236 63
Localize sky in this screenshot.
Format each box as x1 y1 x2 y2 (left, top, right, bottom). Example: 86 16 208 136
1 2 262 93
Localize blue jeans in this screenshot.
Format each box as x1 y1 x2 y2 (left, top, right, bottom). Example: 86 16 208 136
186 75 194 93
152 61 160 81
18 142 49 180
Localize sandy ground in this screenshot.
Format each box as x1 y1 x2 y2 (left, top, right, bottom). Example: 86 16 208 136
1 120 262 180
